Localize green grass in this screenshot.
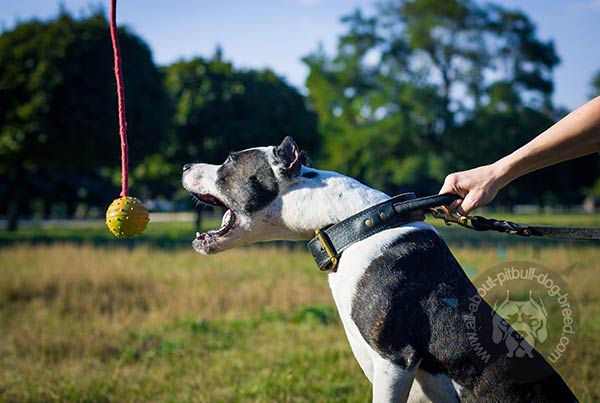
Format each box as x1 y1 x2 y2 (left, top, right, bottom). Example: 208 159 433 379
0 220 199 248
3 211 599 249
0 244 370 402
0 214 599 402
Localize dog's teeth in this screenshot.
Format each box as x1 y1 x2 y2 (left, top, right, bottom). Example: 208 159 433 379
222 210 232 226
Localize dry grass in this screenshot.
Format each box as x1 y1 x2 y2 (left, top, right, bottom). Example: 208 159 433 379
0 244 367 402
0 240 598 402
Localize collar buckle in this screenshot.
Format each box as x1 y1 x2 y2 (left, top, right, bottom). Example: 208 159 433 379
314 228 339 272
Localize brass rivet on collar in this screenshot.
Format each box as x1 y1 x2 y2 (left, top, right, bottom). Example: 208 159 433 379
379 212 386 220
365 218 373 227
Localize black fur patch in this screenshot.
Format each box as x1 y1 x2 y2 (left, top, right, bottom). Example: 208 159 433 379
216 149 279 214
351 229 466 371
302 171 318 179
350 228 578 402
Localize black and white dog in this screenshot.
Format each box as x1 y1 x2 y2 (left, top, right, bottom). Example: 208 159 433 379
182 137 578 403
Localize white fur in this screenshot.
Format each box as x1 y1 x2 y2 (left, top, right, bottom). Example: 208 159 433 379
372 359 418 403
183 154 459 402
278 169 458 402
328 224 458 403
412 372 461 403
277 166 390 238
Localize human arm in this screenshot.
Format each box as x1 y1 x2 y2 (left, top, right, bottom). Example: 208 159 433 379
440 95 600 214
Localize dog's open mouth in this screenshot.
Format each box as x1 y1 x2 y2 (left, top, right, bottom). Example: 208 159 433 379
191 193 237 252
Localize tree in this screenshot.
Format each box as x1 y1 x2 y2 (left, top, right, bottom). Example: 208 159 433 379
587 70 600 201
591 70 600 98
303 10 448 195
0 11 170 229
303 0 574 203
381 0 490 126
162 52 320 226
163 53 319 166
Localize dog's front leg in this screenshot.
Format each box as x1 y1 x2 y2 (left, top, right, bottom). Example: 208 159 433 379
372 358 418 403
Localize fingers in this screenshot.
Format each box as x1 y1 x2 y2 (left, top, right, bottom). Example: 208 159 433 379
439 173 463 197
439 173 466 212
447 198 462 212
457 194 478 215
439 166 500 214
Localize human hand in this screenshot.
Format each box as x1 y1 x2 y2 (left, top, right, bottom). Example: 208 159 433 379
439 164 504 215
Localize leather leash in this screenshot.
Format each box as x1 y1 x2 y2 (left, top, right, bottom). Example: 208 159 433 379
308 193 600 272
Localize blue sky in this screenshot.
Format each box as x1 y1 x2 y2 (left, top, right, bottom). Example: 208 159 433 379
2 0 599 110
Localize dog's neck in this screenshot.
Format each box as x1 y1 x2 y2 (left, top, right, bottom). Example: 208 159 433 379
273 167 389 240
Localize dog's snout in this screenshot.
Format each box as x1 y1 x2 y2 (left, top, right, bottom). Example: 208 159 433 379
183 163 193 172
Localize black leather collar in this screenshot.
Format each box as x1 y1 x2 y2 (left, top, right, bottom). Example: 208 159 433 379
307 191 600 272
307 193 459 272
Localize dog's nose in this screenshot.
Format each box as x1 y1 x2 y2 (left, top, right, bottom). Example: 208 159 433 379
183 163 193 172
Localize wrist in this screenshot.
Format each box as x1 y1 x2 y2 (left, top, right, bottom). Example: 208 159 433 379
489 157 516 190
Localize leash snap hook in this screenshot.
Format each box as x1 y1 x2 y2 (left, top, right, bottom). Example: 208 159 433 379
457 213 471 227
429 207 474 229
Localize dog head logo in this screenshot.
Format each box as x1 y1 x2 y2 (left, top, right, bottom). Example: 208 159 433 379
491 290 548 358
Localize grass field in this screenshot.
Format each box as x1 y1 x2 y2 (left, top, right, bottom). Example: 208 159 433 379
1 214 599 402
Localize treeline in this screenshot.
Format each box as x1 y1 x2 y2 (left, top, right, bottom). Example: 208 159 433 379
1 0 599 231
303 0 600 203
0 11 319 230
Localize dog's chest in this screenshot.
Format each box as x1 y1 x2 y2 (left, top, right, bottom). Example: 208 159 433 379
327 224 429 338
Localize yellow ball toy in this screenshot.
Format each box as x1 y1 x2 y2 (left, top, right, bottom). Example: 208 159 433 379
105 196 149 237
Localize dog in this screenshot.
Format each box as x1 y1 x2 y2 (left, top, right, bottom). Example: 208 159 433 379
491 290 548 359
182 137 578 403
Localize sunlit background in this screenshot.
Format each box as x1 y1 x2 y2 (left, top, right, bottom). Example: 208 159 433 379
3 0 600 109
1 1 599 402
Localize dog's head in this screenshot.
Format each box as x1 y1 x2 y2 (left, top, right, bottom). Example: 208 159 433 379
492 290 548 348
182 136 311 254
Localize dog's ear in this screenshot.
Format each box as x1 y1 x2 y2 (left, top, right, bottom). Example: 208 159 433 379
300 150 312 168
536 321 548 343
275 136 305 178
531 295 548 342
491 312 507 343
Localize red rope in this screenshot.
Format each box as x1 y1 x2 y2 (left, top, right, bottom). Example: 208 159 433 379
109 0 129 197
